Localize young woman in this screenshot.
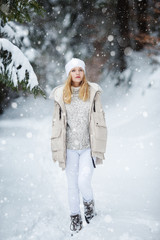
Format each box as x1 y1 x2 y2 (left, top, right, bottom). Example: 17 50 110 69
49 58 107 235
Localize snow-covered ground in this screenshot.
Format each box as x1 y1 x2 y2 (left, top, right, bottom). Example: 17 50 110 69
0 55 160 239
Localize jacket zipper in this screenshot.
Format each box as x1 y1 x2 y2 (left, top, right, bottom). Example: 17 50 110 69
90 92 97 168
89 93 96 124
54 100 67 167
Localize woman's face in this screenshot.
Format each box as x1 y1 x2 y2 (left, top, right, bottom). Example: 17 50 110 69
70 67 84 85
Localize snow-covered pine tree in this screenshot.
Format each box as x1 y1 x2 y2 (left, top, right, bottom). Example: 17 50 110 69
0 0 45 113
0 38 45 97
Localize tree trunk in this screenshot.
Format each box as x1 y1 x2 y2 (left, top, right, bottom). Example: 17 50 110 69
135 0 148 50
116 0 130 72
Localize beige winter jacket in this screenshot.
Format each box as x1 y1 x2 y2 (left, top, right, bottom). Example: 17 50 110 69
49 81 107 170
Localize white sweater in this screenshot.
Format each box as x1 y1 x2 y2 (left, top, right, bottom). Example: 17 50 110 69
65 85 91 150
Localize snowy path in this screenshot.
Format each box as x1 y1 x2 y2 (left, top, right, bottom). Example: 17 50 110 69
0 86 160 240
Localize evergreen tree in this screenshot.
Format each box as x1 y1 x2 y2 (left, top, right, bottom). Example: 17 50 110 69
0 0 45 113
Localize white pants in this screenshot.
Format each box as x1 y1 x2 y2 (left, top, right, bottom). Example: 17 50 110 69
65 147 96 216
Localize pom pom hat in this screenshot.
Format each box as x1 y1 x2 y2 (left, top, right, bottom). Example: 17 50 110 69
65 58 86 77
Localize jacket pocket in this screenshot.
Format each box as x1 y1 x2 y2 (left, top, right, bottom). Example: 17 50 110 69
95 124 107 140
93 111 106 126
51 125 63 151
93 111 107 140
51 126 62 138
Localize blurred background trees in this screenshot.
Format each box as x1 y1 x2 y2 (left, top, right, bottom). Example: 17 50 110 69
0 0 160 114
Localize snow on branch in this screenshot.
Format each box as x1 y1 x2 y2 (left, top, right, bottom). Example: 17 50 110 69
0 21 21 46
0 38 38 90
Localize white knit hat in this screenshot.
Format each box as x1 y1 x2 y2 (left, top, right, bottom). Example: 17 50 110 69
65 58 86 76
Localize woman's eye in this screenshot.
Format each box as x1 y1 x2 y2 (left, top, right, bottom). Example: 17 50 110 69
72 70 75 72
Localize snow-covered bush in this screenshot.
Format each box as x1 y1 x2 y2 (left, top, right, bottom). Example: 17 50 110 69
0 38 45 98
0 0 45 101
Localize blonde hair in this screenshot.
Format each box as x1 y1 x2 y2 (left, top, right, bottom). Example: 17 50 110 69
63 71 90 104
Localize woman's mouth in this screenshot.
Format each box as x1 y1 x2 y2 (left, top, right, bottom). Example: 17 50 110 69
76 76 80 78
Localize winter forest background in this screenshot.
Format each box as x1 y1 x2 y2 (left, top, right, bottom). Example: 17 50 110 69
0 0 160 239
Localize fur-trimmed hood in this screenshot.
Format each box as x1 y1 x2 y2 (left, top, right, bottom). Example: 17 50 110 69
48 81 102 102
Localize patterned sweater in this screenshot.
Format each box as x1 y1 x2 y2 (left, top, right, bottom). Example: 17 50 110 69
65 85 91 150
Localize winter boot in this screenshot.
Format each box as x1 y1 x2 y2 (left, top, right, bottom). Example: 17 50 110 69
83 199 96 224
70 214 83 236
